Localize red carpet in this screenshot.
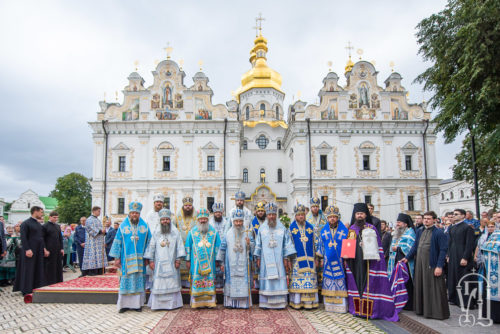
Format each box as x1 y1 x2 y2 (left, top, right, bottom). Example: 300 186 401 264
34 273 119 293
150 306 317 334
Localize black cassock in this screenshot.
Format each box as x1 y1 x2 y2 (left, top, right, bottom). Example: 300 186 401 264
13 217 46 295
43 222 63 285
447 221 476 306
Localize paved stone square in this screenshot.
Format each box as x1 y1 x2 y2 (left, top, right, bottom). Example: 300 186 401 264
1 271 499 333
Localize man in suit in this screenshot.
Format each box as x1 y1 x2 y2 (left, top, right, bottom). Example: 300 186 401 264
105 221 119 261
74 217 86 277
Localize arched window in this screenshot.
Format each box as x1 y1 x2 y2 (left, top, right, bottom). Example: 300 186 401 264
275 106 279 119
246 106 250 120
256 135 269 149
260 168 266 183
277 140 281 150
260 103 266 111
243 168 248 183
277 168 283 183
243 140 248 150
460 190 464 198
450 191 454 200
441 193 444 201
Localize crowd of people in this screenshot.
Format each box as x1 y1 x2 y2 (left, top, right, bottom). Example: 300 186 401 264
0 207 119 293
1 195 499 324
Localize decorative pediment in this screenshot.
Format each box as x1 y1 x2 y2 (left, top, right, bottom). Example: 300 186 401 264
112 142 130 151
359 141 376 150
401 141 418 153
157 141 175 152
359 141 376 154
316 141 333 153
201 141 219 153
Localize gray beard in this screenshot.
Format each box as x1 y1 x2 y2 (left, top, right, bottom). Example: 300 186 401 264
268 220 277 228
160 223 171 234
394 227 406 240
197 222 208 233
234 226 244 238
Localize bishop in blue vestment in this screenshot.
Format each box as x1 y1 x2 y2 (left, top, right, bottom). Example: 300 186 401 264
109 202 151 313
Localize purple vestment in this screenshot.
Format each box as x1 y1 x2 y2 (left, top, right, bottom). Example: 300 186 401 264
390 261 410 312
344 223 399 321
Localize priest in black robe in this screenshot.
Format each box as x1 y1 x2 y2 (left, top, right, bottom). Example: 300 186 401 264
13 206 48 295
447 209 476 307
43 211 64 285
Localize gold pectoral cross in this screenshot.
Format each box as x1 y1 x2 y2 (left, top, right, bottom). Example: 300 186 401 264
329 240 338 248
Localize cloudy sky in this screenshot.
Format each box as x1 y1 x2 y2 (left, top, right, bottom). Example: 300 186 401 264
0 0 460 202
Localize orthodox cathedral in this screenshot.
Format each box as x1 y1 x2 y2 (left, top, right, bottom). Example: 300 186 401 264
89 27 440 224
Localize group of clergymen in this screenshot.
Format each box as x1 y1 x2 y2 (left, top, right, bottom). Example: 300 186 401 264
108 191 441 322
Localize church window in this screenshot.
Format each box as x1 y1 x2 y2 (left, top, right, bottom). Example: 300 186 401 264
278 208 283 216
27 203 30 209
277 168 283 183
362 155 370 170
163 156 171 171
207 197 215 212
321 196 328 211
118 198 125 214
364 195 372 205
164 197 170 209
320 155 327 170
441 193 444 201
260 103 266 111
450 191 454 200
246 106 250 120
243 168 248 183
277 140 281 150
260 168 266 183
408 195 415 211
405 155 412 170
207 155 215 171
256 135 269 149
276 106 279 119
119 156 126 172
460 190 464 198
471 188 474 197
243 140 248 150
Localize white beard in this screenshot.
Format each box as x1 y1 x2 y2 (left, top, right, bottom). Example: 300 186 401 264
197 222 209 233
268 220 277 228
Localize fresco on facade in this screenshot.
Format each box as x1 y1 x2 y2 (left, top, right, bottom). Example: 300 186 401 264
321 101 337 120
156 106 178 120
195 98 212 120
162 83 173 108
122 98 140 121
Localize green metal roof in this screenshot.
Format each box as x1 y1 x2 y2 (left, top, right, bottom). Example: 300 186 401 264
39 196 58 211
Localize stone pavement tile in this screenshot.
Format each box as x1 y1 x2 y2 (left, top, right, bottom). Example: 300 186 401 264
401 304 500 333
299 308 386 334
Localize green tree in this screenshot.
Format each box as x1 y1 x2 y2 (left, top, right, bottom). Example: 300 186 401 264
415 0 500 204
50 173 92 224
453 133 500 209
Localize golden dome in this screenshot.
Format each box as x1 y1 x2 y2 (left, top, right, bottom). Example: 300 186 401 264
235 34 284 101
345 56 354 73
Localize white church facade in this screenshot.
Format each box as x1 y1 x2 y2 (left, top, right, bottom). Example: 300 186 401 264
89 31 440 224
